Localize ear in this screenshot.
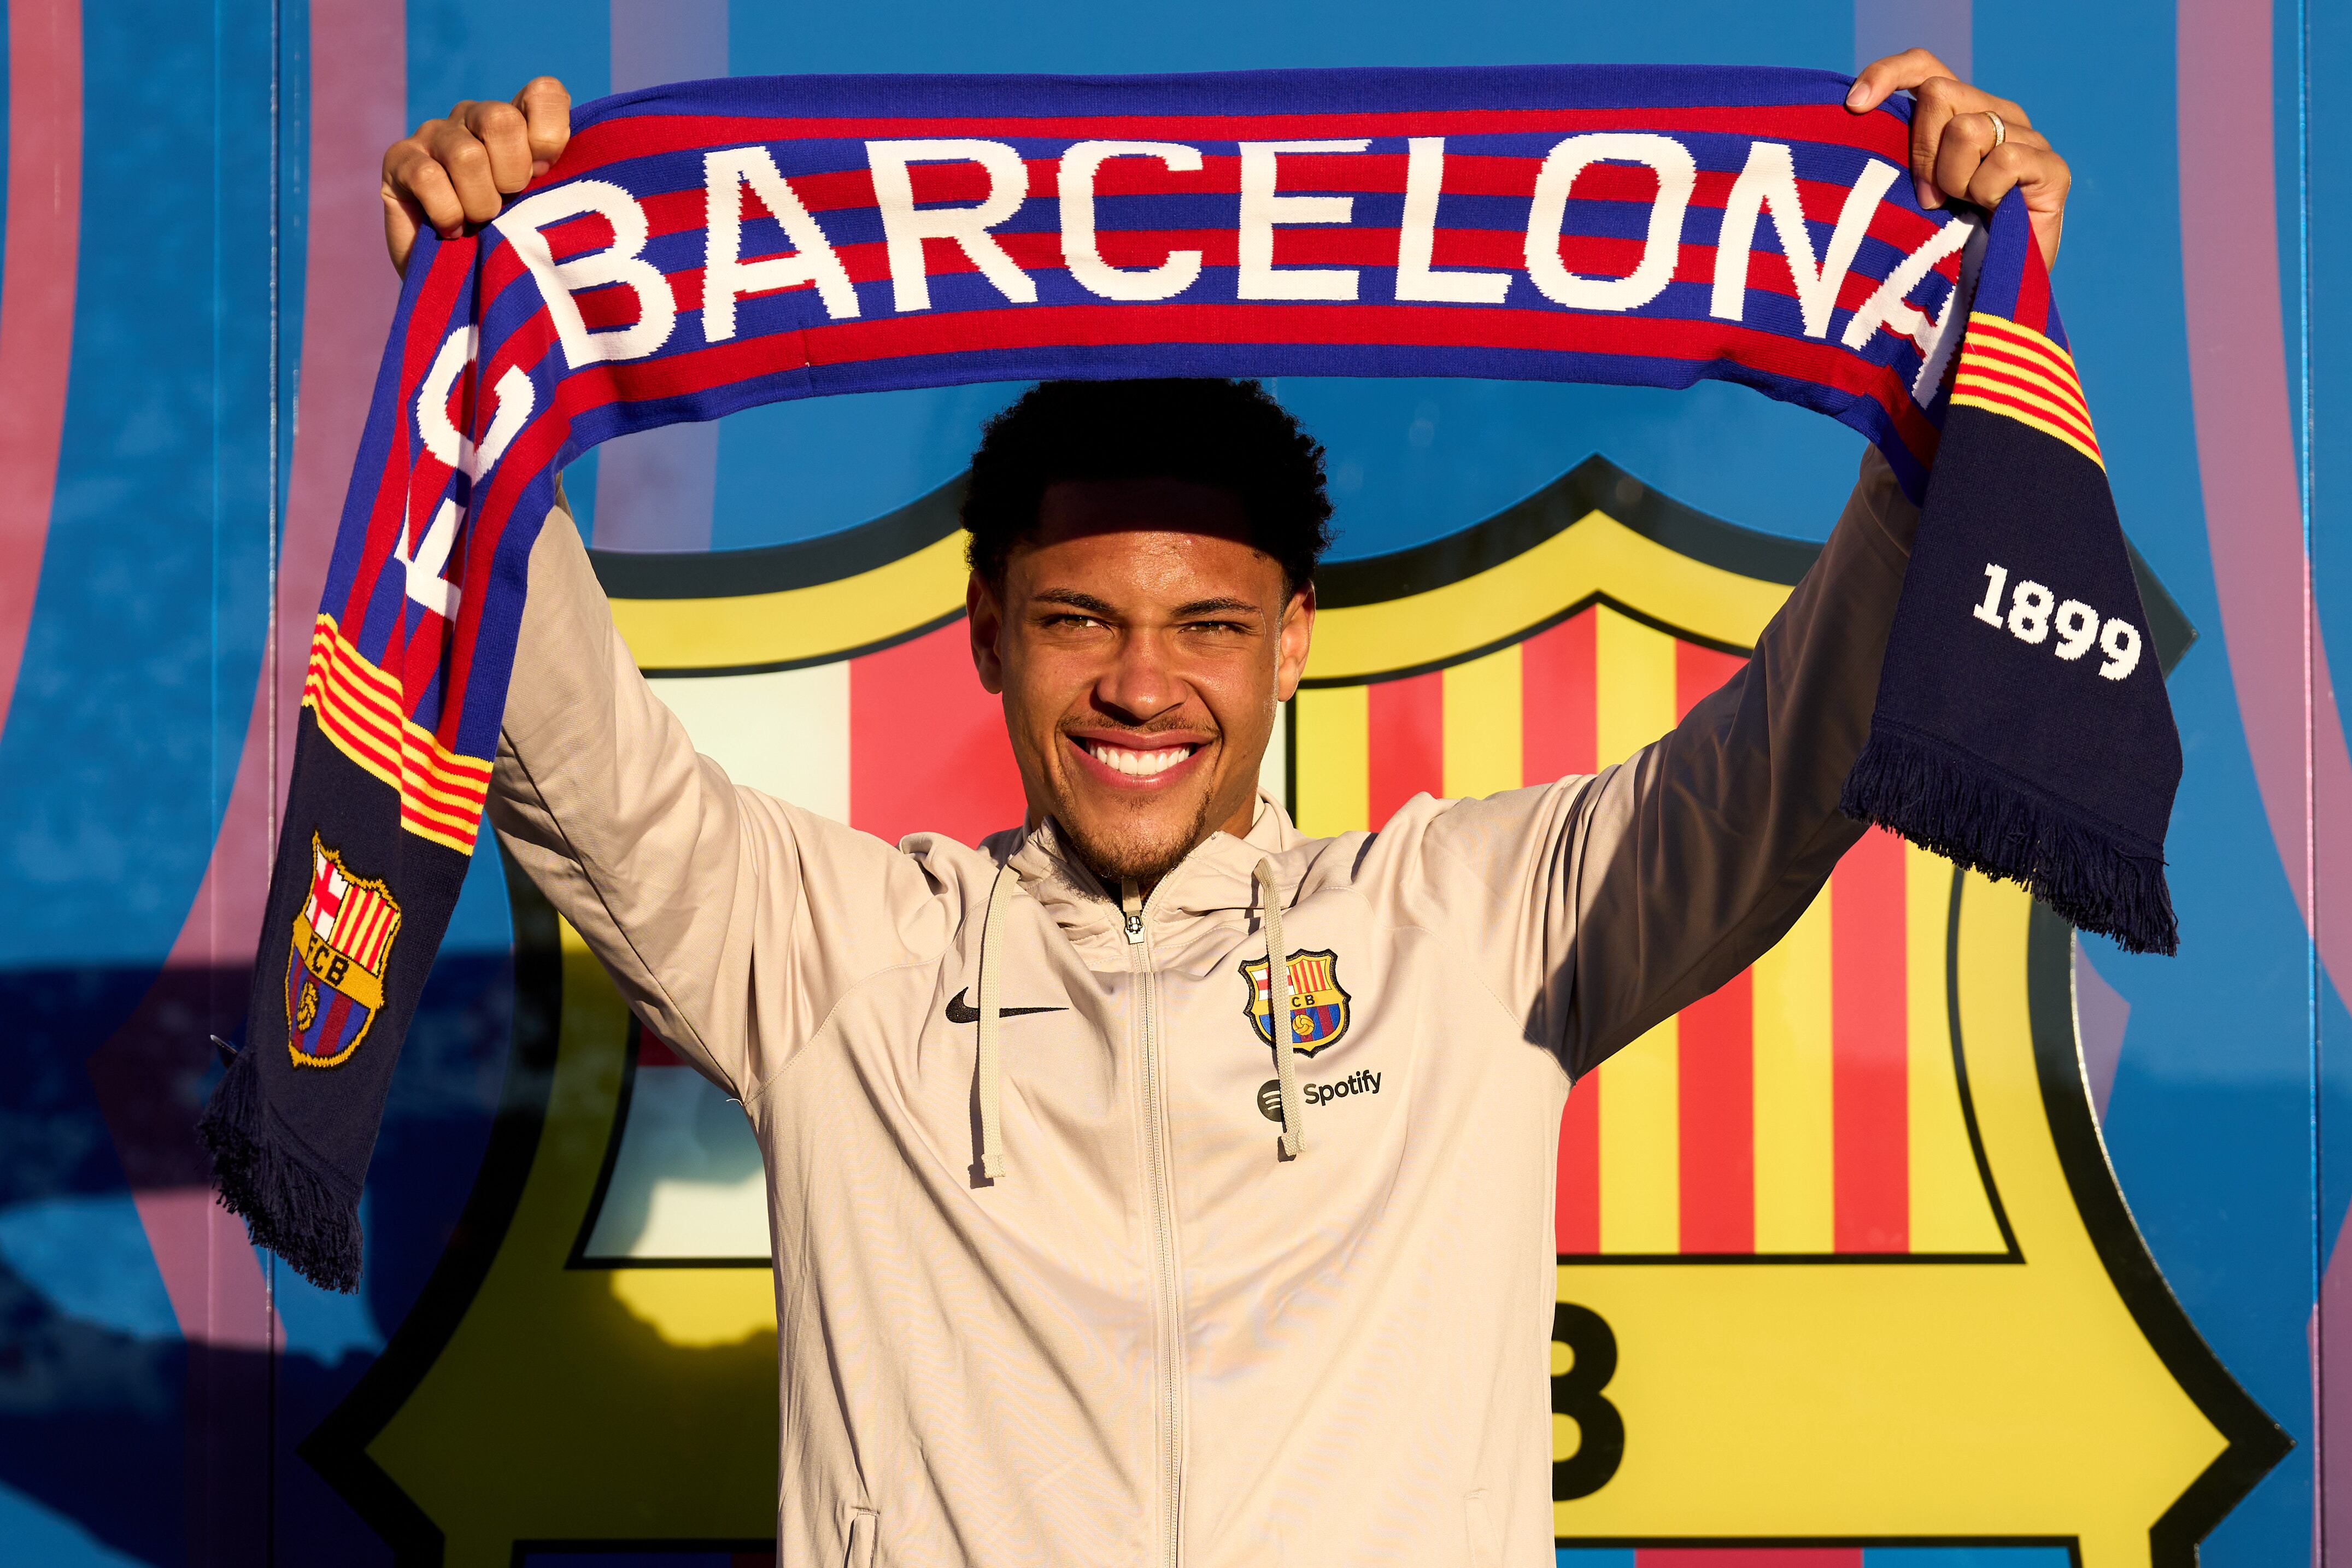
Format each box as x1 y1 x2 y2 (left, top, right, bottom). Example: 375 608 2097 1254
1274 582 1315 703
967 571 1006 694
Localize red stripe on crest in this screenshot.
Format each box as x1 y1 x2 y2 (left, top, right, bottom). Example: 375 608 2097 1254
1678 971 1753 1253
848 619 1025 847
1831 826 1909 1253
1674 641 1755 1253
1558 1078 1601 1255
1674 641 1745 718
1522 609 1599 785
1366 671 1444 825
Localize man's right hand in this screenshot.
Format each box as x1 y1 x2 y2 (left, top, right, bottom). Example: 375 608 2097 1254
382 77 572 277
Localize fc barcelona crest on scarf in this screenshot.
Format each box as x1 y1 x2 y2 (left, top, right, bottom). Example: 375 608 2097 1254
1241 949 1351 1055
283 835 403 1069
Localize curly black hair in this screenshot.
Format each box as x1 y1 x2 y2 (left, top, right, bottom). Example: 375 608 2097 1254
962 378 1334 596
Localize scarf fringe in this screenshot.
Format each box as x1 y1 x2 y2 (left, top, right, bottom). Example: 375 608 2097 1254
196 1046 365 1294
1841 722 2180 957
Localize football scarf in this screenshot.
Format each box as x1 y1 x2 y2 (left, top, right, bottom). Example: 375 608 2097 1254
202 64 2181 1291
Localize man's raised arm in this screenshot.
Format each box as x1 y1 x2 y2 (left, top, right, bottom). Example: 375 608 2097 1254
1404 51 2071 1078
1551 453 1917 1076
1394 450 1917 1079
390 83 935 1101
489 500 939 1102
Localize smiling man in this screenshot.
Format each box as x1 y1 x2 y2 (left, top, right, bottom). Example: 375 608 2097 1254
382 46 2074 1568
960 378 1328 889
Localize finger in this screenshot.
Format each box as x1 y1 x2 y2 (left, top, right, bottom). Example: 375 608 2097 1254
514 77 572 174
385 141 469 238
462 98 536 194
2035 209 2066 268
1909 70 2032 131
1930 108 2003 207
1930 111 2051 208
426 113 505 226
1845 46 1957 110
382 184 423 276
1969 144 2071 262
1906 78 2033 208
1851 48 2035 127
1962 142 2035 210
1907 77 1965 207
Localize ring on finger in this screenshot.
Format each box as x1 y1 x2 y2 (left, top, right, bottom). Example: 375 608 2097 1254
1984 109 2007 150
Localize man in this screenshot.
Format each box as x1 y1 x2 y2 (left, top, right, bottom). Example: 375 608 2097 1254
382 49 2071 1566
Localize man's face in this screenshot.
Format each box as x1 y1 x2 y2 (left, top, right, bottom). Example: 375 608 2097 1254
968 477 1314 888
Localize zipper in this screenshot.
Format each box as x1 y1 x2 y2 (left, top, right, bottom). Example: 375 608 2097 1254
1122 878 1183 1568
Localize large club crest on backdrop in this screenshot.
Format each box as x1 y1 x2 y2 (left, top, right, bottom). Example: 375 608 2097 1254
299 457 2280 1566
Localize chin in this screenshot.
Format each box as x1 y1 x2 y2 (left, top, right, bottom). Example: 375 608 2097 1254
1059 798 1216 888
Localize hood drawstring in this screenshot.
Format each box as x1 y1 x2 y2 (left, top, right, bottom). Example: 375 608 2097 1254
1255 859 1306 1158
976 865 1018 1180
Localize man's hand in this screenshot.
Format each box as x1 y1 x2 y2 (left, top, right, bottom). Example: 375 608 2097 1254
1845 49 2070 266
382 77 572 277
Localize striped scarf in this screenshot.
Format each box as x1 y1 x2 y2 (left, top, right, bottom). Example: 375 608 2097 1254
203 63 2180 1291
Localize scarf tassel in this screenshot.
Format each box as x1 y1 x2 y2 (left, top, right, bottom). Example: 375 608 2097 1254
1841 719 2179 958
196 1046 366 1294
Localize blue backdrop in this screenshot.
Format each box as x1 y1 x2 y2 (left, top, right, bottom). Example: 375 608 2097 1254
0 0 2343 1563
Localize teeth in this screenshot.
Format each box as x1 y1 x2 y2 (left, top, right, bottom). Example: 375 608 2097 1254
1088 742 1190 778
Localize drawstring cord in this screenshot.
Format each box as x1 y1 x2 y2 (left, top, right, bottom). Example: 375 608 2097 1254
1255 859 1306 1158
976 865 1018 1179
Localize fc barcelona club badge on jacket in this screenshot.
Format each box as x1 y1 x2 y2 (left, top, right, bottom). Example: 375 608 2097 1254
283 834 403 1069
1241 949 1351 1056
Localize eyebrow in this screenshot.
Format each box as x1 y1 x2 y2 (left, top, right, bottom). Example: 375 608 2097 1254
1171 597 1260 619
1030 589 1119 616
1028 590 1264 620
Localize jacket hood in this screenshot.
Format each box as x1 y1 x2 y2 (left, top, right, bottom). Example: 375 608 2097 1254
988 791 1306 963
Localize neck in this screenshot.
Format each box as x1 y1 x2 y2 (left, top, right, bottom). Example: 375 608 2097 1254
1058 801 1261 904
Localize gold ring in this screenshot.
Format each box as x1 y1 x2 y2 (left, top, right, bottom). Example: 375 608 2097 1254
1985 109 2007 149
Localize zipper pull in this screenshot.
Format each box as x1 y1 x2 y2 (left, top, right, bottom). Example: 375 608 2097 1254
1121 880 1146 945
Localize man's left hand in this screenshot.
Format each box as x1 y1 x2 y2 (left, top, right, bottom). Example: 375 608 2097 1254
1846 48 2071 266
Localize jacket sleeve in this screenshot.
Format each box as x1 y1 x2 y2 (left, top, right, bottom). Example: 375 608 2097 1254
486 500 943 1101
1404 448 1920 1080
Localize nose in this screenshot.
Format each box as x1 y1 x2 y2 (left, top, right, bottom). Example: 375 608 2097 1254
1093 626 1182 724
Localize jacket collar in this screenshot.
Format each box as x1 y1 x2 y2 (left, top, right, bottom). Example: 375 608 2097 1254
1002 791 1303 941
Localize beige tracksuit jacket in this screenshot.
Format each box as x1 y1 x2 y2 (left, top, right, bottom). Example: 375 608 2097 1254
487 453 1919 1567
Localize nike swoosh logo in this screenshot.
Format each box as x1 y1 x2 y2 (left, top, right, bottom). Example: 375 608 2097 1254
944 988 1069 1025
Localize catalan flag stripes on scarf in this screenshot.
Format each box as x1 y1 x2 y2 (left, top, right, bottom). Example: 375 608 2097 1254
202 63 2181 1292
